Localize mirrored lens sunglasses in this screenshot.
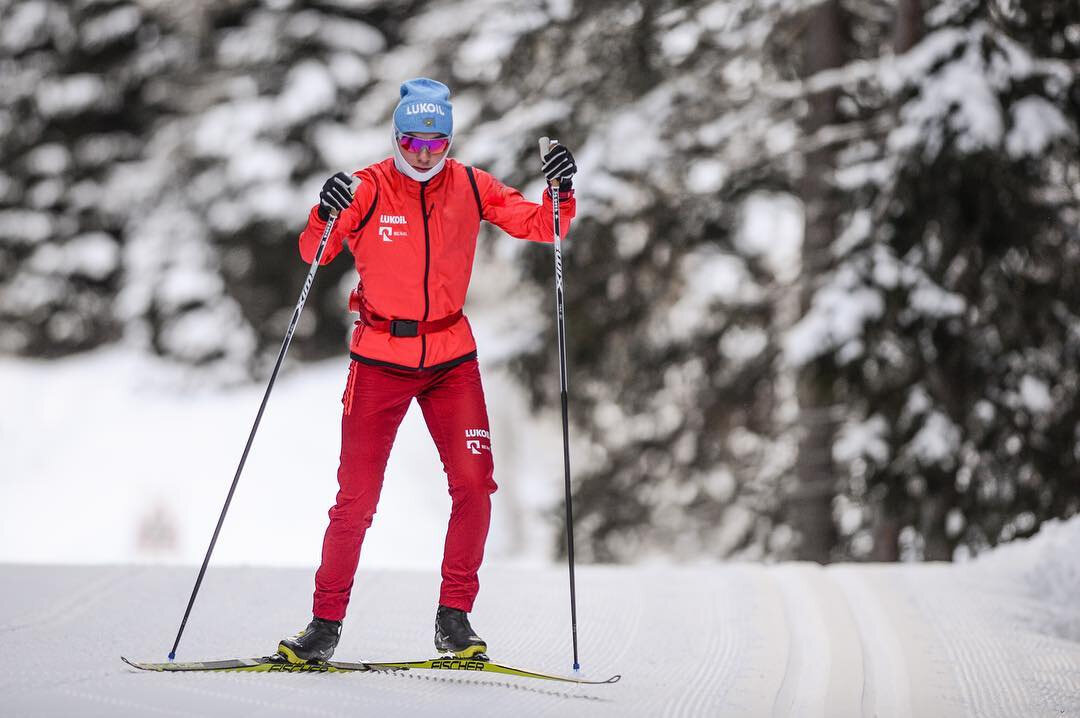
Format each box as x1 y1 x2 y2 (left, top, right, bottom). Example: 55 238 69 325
397 133 450 154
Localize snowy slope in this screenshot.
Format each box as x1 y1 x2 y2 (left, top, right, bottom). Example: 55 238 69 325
4 518 1079 717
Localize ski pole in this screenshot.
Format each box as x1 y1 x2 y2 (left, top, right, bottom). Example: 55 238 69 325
539 137 580 671
168 180 357 660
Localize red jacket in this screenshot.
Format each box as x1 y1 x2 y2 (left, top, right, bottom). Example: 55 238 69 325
299 158 575 370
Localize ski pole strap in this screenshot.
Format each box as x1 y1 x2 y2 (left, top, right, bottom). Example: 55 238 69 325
357 300 462 338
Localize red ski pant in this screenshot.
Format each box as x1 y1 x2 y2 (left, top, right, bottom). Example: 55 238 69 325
313 358 496 622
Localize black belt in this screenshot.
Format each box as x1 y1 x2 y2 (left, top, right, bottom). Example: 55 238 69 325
358 304 463 337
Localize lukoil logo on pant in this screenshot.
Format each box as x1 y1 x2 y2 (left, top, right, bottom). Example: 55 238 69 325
465 428 490 455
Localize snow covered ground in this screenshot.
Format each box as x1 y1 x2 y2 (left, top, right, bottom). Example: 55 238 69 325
3 517 1079 717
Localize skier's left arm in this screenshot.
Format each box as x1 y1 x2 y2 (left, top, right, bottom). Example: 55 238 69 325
474 143 578 243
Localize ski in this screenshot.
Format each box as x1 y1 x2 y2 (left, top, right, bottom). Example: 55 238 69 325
120 655 620 685
122 655 365 674
355 657 619 684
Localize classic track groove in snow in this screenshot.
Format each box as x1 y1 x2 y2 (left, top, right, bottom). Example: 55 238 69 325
4 527 1079 718
771 565 835 718
804 566 864 718
830 566 912 718
725 565 788 716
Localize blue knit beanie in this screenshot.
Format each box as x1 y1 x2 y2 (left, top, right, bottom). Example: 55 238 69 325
393 78 453 137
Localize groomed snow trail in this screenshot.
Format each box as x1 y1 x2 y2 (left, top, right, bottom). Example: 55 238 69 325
3 557 1078 717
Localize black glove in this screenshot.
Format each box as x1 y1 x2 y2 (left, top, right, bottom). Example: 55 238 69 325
541 144 577 190
317 171 356 221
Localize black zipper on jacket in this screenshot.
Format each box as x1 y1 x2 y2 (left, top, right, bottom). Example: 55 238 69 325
418 180 431 369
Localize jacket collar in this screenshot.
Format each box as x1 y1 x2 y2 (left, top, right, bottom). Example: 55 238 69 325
381 157 453 195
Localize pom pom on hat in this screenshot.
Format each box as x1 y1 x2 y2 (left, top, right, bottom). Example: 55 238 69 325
393 78 453 136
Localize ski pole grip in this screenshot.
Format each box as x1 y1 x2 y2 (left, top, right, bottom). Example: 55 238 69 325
538 137 560 188
329 175 363 217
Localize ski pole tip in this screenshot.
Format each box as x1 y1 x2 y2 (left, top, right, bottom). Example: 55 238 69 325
573 662 580 671
168 651 175 662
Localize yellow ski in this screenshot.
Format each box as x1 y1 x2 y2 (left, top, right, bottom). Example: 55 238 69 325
121 655 620 684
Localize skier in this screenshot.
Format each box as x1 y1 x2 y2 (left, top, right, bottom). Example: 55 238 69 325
277 78 577 664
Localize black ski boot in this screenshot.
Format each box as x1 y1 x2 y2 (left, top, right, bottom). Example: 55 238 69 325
277 617 342 663
434 605 488 659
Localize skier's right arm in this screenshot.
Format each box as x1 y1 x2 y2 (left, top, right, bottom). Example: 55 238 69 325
298 172 372 264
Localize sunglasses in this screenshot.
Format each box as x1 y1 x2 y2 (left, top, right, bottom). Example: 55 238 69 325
397 133 450 154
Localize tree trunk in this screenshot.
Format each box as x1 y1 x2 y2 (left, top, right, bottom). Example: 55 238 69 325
868 0 925 563
894 0 924 54
872 511 901 561
788 0 848 563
